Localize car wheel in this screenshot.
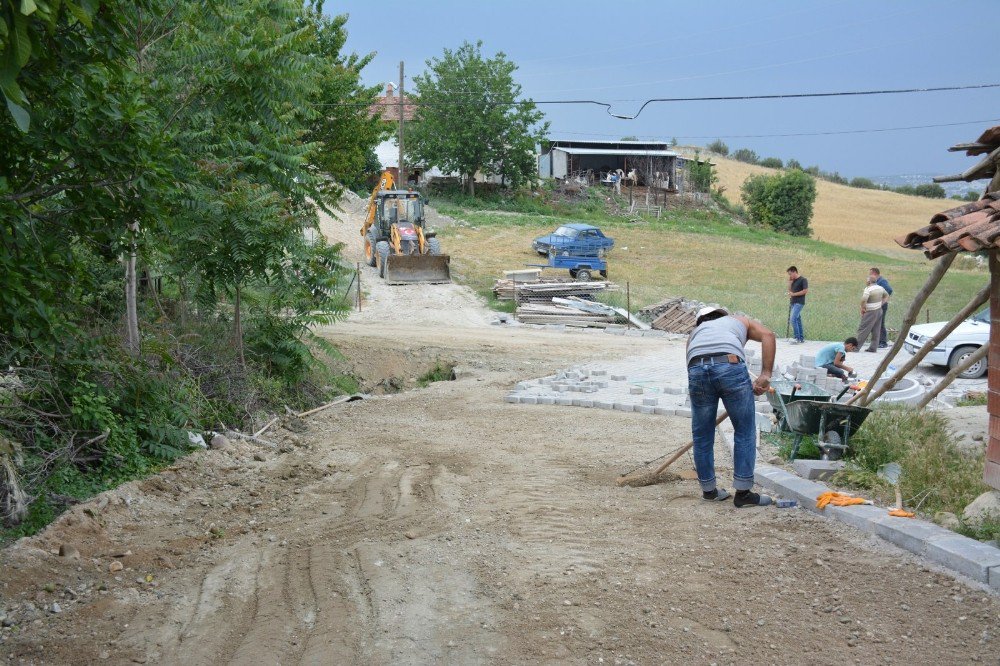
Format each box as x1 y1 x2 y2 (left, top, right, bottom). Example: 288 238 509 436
575 269 592 282
949 345 987 379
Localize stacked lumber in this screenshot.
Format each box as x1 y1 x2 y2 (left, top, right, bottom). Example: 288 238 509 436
638 297 702 334
493 278 614 303
514 303 616 328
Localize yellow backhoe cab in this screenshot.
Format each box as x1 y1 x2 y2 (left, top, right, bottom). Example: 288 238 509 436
361 172 450 284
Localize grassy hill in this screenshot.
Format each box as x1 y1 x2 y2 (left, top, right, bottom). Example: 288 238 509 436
707 154 951 259
435 202 983 342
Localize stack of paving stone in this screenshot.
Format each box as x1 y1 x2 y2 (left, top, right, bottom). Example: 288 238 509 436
505 367 691 416
783 355 848 395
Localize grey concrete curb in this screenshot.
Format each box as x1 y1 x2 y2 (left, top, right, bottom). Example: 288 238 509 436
722 431 1000 592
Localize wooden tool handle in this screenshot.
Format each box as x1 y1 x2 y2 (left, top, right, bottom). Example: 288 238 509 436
649 410 729 476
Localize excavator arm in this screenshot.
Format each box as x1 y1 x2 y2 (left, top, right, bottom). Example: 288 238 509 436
360 170 395 238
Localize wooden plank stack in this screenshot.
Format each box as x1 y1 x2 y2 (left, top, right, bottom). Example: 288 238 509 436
514 303 618 328
639 297 701 334
492 278 614 303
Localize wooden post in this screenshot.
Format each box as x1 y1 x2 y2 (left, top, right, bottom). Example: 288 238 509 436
397 61 405 185
986 249 1000 489
916 344 987 409
356 262 362 312
626 281 632 329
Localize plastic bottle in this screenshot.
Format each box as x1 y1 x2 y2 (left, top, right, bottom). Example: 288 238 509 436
776 499 798 508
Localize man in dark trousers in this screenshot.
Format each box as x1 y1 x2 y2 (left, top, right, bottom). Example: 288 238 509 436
870 267 893 348
786 266 808 344
687 306 776 508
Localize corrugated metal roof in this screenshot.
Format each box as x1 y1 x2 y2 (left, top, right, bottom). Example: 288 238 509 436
555 147 679 157
897 125 1000 258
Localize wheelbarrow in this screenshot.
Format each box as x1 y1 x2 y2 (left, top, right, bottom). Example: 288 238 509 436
766 379 831 432
770 388 872 461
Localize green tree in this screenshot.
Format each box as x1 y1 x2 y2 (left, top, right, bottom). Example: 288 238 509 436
687 151 716 192
408 40 548 196
731 148 758 164
759 157 783 169
706 139 728 156
850 177 878 189
912 183 946 198
740 170 817 236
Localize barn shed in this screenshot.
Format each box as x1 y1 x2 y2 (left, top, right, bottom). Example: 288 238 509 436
537 140 699 192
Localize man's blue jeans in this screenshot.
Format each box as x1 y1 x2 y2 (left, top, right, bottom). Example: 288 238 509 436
688 362 757 492
819 362 846 379
790 302 805 341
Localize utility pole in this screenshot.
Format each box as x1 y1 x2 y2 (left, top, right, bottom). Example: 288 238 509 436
397 61 406 185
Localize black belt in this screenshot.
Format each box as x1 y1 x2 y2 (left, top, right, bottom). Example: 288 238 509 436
688 353 744 367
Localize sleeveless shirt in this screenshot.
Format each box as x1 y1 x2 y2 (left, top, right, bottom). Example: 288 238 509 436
686 316 748 365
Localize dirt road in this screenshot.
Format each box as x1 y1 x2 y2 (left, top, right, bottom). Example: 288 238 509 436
1 203 998 665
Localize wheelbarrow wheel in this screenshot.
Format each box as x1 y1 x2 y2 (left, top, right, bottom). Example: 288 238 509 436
822 430 843 461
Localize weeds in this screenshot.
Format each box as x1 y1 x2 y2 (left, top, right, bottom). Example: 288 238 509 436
417 362 456 388
833 405 993 539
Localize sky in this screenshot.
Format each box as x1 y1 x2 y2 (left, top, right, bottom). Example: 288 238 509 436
331 0 1000 180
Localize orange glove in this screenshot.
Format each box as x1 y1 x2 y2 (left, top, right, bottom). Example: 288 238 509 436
888 509 915 518
816 491 870 510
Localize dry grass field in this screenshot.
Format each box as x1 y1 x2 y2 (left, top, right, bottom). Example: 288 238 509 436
708 154 952 258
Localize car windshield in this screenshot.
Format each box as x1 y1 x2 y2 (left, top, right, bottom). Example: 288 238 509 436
552 226 579 238
383 196 422 222
972 308 990 324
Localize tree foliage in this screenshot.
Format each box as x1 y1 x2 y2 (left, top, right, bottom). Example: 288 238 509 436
706 139 729 156
407 40 548 195
731 148 759 165
687 151 716 193
740 170 817 236
0 0 380 532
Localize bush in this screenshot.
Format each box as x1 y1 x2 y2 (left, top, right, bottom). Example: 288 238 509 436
706 139 729 156
834 406 992 533
786 159 802 170
740 170 817 236
849 177 879 189
759 157 783 169
731 148 759 164
687 151 717 193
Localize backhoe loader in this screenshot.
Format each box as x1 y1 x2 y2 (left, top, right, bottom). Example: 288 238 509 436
360 171 451 284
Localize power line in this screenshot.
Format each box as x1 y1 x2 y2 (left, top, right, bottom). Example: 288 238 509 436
550 117 1000 141
597 84 1000 120
325 83 1000 119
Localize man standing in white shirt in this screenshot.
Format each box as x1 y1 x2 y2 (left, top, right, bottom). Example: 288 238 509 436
856 275 888 353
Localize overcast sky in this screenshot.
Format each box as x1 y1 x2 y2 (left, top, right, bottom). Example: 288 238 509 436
334 0 999 180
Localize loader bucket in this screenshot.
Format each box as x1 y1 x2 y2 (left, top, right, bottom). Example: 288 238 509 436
382 254 452 284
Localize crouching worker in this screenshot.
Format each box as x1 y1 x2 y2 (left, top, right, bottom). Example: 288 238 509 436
814 338 858 381
687 306 776 508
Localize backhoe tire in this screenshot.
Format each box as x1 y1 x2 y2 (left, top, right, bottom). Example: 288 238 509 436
365 230 379 267
426 237 442 256
376 241 390 279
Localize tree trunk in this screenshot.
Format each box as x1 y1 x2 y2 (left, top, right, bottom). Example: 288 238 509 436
124 223 140 355
234 283 246 368
467 172 475 197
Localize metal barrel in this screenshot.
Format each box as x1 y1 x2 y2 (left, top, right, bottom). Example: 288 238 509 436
382 254 452 284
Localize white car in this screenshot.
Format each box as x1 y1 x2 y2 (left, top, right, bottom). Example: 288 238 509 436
904 308 988 378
